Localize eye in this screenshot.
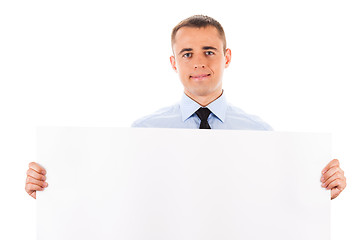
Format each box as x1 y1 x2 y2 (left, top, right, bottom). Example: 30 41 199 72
205 51 214 56
183 52 192 58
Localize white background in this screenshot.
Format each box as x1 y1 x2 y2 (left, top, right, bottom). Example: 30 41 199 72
0 0 359 239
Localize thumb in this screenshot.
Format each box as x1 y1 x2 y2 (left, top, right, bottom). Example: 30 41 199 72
331 188 341 200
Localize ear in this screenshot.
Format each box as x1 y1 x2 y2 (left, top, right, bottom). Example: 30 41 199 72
170 55 178 73
224 48 232 68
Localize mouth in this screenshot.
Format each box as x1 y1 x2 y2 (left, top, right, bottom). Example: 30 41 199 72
190 74 211 80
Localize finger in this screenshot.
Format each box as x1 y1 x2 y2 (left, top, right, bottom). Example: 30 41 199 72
27 168 46 181
29 162 46 175
30 191 36 199
322 172 342 188
24 187 37 199
326 178 345 191
25 183 44 193
26 176 48 188
331 188 342 200
322 159 339 174
321 166 341 183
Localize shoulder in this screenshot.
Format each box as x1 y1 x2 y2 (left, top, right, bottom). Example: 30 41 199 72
225 103 273 131
131 103 182 128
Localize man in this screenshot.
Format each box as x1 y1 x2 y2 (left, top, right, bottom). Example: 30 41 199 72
25 15 346 200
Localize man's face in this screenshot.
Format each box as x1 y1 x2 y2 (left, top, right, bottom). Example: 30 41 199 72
170 26 231 100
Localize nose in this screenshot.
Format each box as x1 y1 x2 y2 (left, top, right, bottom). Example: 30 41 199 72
193 55 206 69
194 64 205 69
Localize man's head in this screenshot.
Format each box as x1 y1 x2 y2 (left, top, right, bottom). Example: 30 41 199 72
171 15 227 54
170 15 231 106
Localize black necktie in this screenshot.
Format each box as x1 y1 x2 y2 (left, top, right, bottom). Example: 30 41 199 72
195 107 211 129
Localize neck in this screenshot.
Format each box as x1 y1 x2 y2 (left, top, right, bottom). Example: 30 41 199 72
184 89 223 107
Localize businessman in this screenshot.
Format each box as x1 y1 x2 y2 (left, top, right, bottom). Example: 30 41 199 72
25 15 346 200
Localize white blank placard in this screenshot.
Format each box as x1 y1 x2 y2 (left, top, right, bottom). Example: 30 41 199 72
37 127 330 240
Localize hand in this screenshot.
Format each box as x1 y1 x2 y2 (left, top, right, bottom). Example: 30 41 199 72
320 159 346 200
25 162 48 199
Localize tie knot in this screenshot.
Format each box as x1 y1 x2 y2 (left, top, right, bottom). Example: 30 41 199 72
195 107 211 121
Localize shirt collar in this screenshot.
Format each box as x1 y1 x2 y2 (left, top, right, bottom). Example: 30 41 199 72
180 91 227 123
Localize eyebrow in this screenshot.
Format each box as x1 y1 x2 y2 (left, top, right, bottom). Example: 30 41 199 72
178 48 192 55
178 46 218 55
202 46 218 51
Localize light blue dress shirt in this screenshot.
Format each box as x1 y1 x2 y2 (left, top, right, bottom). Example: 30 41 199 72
131 91 272 130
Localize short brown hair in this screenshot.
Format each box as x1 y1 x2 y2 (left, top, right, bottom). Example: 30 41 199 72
171 15 227 54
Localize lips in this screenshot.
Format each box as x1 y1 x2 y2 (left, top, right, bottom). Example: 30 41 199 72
190 74 211 80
